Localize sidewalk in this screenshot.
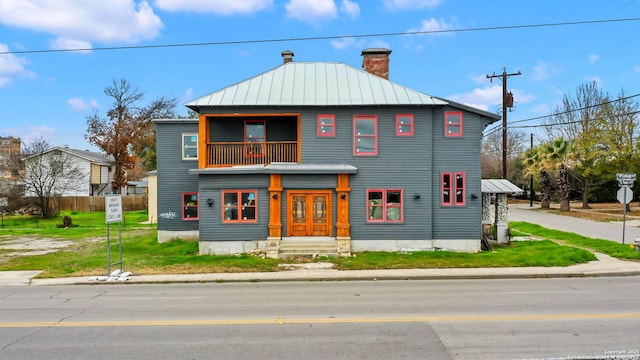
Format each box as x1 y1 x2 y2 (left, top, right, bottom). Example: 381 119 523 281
3 205 640 286
15 251 640 286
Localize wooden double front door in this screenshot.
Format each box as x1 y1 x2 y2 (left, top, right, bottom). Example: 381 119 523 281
287 191 332 237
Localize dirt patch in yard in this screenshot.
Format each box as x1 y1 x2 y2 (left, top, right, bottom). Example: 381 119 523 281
0 235 103 265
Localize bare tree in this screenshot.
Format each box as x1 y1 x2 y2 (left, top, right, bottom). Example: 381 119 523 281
86 79 177 193
10 138 84 217
481 129 528 183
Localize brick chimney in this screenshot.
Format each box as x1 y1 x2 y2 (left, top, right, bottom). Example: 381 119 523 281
361 48 392 79
281 50 294 63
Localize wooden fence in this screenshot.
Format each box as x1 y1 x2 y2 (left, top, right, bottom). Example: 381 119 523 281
55 195 148 212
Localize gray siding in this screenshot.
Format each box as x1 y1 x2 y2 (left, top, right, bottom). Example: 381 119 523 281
198 174 270 242
431 107 487 239
157 104 494 244
155 120 200 232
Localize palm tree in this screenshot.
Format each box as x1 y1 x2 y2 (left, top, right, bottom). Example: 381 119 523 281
543 138 571 211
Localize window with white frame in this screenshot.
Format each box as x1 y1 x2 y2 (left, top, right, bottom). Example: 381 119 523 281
182 133 198 160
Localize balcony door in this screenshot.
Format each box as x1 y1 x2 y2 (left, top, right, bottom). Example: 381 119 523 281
287 191 332 237
244 120 265 156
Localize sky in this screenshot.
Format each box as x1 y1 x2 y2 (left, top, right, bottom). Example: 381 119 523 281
1 0 639 151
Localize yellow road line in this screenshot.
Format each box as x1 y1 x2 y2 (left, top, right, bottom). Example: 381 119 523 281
1 312 640 328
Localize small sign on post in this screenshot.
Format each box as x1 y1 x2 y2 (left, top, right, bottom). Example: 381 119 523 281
617 173 636 187
616 174 635 245
105 195 123 223
104 195 124 277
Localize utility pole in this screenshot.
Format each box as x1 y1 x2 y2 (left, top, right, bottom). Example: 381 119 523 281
486 68 521 179
530 133 534 207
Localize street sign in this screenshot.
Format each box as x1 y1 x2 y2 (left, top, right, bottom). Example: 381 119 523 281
617 187 633 204
105 195 123 223
617 173 636 187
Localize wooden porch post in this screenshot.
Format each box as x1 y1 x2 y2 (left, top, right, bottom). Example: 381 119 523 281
268 174 282 238
336 174 351 239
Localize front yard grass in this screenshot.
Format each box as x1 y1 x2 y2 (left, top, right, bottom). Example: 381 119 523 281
2 211 638 278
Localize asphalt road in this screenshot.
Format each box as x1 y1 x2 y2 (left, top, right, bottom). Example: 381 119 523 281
509 204 640 244
1 278 640 360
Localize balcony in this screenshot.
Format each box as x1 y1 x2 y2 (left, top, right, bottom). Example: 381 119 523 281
205 141 298 167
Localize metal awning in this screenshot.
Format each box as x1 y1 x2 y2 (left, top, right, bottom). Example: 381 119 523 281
190 163 358 175
481 179 524 194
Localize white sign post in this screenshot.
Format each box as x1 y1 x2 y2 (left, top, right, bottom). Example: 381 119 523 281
616 173 636 245
106 195 123 223
105 195 123 276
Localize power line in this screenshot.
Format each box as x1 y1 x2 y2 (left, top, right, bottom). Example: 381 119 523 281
1 17 640 55
484 92 640 136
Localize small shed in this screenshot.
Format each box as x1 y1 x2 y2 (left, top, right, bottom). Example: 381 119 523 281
481 179 524 243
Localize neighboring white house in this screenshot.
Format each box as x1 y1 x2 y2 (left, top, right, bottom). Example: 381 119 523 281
23 146 115 197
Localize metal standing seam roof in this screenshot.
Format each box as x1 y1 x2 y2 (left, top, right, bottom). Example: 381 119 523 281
185 62 449 108
481 179 524 194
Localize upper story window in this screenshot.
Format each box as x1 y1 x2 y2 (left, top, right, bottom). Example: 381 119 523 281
244 120 265 156
317 114 335 137
182 133 198 160
367 189 403 223
222 190 257 223
182 192 199 220
445 112 463 137
442 172 466 206
353 115 378 156
396 114 414 136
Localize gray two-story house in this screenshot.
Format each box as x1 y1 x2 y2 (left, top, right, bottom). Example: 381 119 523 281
154 49 500 257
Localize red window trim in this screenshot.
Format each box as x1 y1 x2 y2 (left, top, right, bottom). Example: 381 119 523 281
182 192 199 221
366 188 403 223
445 111 463 137
441 173 452 206
317 114 335 137
353 115 378 156
396 114 414 136
455 172 466 206
441 172 466 206
221 190 258 223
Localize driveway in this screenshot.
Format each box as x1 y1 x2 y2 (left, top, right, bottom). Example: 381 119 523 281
508 203 640 244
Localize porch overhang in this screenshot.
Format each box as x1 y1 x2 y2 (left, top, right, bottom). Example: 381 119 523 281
189 163 358 175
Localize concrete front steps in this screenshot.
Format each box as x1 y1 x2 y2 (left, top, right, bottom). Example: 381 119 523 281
278 237 338 258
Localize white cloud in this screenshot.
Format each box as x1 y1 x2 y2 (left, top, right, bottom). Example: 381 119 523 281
0 1 163 49
448 85 503 112
155 0 273 14
183 88 194 101
471 74 488 84
635 65 640 74
449 86 535 113
67 98 99 111
331 37 358 50
587 54 600 64
0 43 35 87
383 0 441 11
285 0 338 25
408 17 456 36
51 38 92 52
531 61 560 82
340 0 360 18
